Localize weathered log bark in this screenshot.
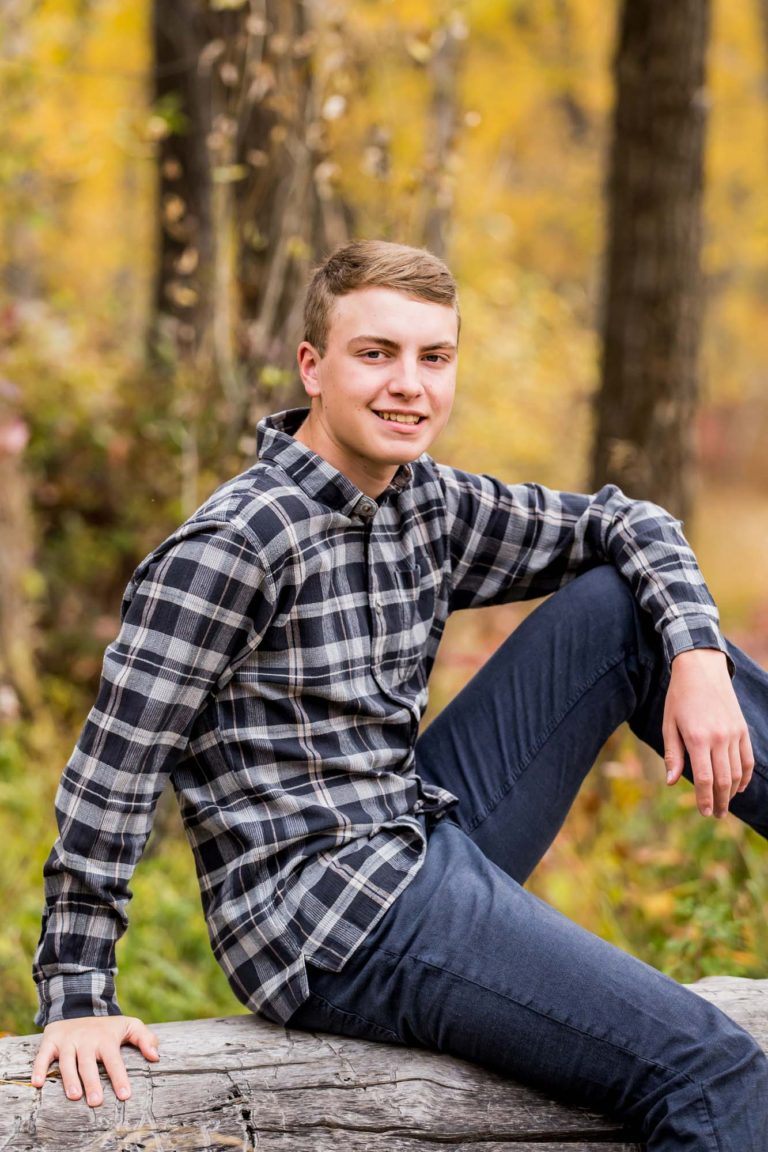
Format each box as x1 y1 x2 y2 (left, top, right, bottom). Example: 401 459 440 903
591 0 710 521
2 978 766 1150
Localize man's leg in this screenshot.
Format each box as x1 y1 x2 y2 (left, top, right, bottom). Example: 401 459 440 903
416 563 768 880
290 566 768 1149
418 563 664 880
292 818 768 1150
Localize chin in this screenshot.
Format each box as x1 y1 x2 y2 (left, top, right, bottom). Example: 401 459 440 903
384 446 426 466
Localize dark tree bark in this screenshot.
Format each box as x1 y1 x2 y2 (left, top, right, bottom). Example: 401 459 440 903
759 0 768 56
148 0 350 470
233 0 349 430
591 0 710 520
149 0 217 371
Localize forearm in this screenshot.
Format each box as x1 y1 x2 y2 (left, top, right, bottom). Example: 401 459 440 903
444 471 728 664
581 486 725 664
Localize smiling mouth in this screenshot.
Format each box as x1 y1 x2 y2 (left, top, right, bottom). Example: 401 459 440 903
374 411 424 425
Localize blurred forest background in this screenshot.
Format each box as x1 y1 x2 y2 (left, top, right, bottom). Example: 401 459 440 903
1 0 768 1035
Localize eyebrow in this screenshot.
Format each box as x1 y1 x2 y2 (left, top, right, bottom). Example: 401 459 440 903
347 335 457 353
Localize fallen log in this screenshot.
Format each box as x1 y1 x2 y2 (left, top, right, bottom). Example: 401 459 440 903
1 977 766 1151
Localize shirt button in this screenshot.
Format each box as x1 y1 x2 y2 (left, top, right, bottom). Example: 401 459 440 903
358 499 376 516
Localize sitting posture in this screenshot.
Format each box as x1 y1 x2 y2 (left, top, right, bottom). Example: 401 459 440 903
32 241 768 1150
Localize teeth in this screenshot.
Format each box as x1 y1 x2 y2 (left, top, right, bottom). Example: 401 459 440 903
377 412 421 424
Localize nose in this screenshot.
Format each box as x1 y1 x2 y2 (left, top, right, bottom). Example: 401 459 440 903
389 354 423 397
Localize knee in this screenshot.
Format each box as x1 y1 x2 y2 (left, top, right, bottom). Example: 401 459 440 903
566 565 633 614
555 566 648 652
683 1007 768 1113
641 1010 768 1148
707 1022 768 1092
697 1024 768 1146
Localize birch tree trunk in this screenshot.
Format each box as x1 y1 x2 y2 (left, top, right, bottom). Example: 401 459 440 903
591 0 710 521
419 15 466 260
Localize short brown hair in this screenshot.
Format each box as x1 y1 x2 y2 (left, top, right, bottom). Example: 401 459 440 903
304 240 459 355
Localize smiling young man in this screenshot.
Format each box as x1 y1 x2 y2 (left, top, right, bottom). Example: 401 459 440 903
32 241 768 1149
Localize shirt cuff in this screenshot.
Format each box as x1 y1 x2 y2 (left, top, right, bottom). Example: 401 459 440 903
34 971 122 1026
662 613 734 676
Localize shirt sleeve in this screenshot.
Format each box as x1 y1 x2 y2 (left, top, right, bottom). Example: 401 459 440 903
440 468 728 667
33 523 276 1025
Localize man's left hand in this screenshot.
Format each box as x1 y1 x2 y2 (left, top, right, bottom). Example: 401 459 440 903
663 648 754 818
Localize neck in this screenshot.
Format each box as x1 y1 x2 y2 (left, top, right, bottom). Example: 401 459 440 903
293 411 397 499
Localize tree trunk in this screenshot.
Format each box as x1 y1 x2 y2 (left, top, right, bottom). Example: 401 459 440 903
420 16 466 260
591 0 710 521
233 0 349 432
149 0 216 371
148 0 349 471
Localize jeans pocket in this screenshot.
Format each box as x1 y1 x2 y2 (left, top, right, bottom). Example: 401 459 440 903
288 968 402 1046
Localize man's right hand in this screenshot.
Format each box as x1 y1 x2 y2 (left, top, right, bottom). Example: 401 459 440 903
31 1015 160 1107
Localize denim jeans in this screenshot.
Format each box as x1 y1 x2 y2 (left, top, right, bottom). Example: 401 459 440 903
288 566 768 1150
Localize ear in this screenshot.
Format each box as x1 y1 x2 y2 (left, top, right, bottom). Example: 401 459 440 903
297 341 322 398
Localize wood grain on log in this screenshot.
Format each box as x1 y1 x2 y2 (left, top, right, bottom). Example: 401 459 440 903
2 977 766 1151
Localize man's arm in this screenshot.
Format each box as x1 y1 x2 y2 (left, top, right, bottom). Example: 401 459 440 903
438 469 752 813
440 472 728 666
32 523 274 1104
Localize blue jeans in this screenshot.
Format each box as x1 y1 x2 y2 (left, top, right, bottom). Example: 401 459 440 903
288 567 768 1150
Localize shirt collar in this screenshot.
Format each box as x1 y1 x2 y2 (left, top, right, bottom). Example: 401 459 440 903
256 408 414 520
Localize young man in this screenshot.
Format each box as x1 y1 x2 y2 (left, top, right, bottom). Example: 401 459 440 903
32 241 768 1149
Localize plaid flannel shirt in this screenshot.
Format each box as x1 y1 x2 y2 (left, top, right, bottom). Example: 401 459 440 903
34 408 728 1025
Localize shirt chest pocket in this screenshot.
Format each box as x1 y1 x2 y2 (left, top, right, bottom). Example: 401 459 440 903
372 562 433 684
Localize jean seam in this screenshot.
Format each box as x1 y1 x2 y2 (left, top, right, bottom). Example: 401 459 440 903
371 944 698 1089
696 1085 724 1152
466 646 637 835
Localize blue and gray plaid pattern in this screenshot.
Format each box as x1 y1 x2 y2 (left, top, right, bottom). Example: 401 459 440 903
34 408 727 1025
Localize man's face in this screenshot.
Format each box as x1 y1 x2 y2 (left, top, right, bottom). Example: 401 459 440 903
295 287 458 496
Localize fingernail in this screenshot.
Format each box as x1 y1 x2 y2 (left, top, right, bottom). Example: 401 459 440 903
87 1093 100 1107
666 771 674 783
702 806 712 817
66 1088 80 1100
148 1046 159 1060
117 1086 130 1100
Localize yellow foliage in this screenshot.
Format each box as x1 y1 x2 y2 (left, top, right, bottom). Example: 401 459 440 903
7 0 768 487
